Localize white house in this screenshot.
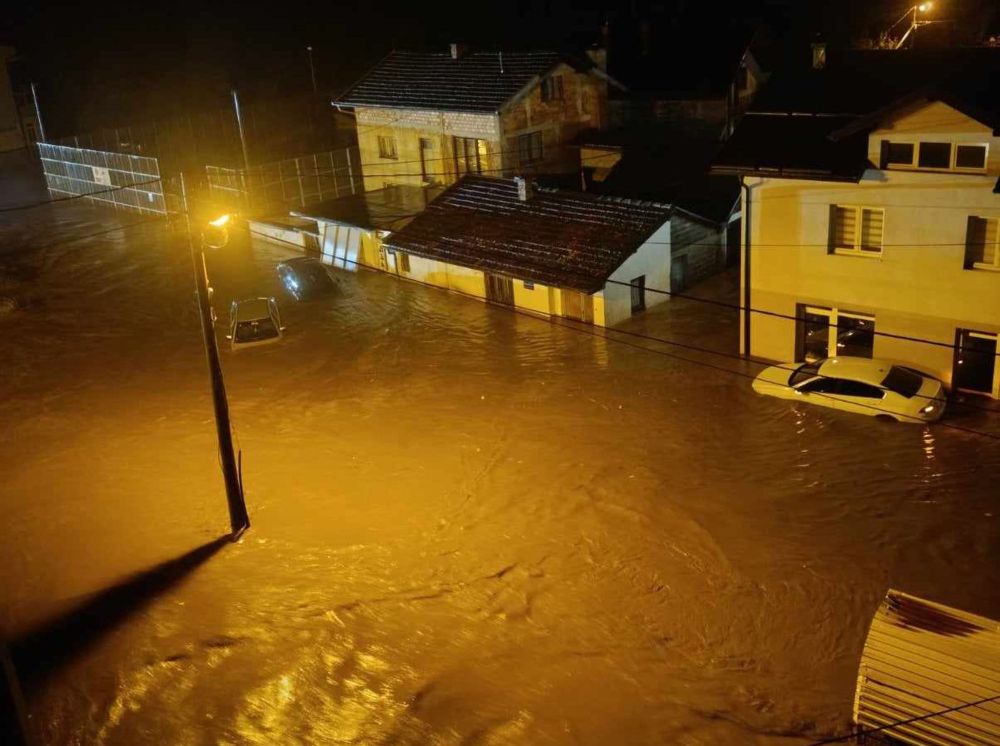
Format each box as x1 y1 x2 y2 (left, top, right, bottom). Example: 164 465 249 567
714 48 1000 398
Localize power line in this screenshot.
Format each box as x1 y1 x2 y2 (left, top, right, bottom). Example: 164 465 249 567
250 230 1000 438
0 177 163 213
804 692 1000 745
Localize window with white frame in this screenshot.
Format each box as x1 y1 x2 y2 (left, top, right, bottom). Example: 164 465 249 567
965 216 1000 270
829 205 884 256
880 140 988 172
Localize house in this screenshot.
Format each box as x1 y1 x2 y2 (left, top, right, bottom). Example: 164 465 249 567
713 47 1000 399
383 175 725 327
854 589 1000 744
335 46 616 192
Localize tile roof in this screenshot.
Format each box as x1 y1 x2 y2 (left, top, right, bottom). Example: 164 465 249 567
713 47 1000 182
336 50 575 113
385 176 672 293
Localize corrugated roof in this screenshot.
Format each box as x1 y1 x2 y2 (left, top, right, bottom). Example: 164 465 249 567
854 589 1000 746
385 176 672 293
336 50 569 113
290 184 443 232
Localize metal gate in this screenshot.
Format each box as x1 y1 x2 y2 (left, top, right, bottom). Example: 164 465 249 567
37 142 183 216
485 273 514 306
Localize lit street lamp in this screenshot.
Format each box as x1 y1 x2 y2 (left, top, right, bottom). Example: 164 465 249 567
888 1 935 48
190 211 251 539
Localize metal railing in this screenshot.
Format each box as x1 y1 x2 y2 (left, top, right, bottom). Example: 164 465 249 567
206 147 362 216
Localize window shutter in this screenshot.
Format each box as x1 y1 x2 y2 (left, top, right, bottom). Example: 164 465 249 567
860 209 883 252
965 216 982 268
828 205 838 253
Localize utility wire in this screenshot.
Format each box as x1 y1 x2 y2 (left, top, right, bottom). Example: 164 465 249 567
0 177 163 213
251 230 1000 438
803 692 1000 745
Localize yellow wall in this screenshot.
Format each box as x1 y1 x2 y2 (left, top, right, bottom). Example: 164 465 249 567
744 102 1000 393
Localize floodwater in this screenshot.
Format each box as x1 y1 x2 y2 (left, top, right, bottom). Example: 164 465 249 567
1 203 999 745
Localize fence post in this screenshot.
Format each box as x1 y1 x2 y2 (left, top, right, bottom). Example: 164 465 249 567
346 148 356 195
330 151 338 199
313 154 322 203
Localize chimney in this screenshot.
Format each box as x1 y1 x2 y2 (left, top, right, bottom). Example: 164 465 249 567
811 40 827 69
450 42 468 60
514 176 532 202
586 45 607 72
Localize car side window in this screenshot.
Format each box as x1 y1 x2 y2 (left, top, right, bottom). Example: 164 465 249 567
837 380 885 398
798 377 840 394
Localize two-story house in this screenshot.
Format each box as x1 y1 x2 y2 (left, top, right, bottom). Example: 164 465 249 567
335 45 615 192
713 49 1000 399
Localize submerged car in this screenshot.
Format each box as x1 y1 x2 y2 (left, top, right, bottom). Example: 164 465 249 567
276 257 335 301
752 357 946 423
228 297 284 350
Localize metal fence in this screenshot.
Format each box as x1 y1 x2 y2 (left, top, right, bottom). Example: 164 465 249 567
206 147 362 216
37 142 185 216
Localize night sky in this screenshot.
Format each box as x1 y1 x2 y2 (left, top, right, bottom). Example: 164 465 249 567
3 0 998 136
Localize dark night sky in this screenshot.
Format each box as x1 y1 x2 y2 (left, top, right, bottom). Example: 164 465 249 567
3 0 997 136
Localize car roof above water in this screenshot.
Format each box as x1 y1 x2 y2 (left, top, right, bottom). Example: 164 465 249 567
234 297 273 320
817 357 897 385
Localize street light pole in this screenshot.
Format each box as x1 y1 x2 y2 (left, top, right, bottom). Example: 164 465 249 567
179 175 250 539
307 46 318 96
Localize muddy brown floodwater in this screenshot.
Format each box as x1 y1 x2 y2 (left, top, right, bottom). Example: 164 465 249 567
1 204 998 745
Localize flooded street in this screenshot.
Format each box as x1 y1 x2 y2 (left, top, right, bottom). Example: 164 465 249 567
2 204 999 745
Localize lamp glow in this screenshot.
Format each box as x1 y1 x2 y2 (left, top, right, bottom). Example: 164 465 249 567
209 214 231 228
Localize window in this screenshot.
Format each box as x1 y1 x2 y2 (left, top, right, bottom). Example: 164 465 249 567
837 380 885 399
540 75 565 102
516 131 543 165
917 141 951 168
830 205 884 256
630 275 646 313
798 377 840 394
955 144 987 169
954 330 998 397
523 280 534 290
797 305 875 362
879 141 988 172
419 137 434 182
883 141 914 166
882 366 924 398
965 216 999 270
454 136 486 175
377 135 397 160
789 362 821 387
397 251 410 273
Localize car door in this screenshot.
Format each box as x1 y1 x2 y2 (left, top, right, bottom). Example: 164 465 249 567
831 379 887 417
793 376 844 411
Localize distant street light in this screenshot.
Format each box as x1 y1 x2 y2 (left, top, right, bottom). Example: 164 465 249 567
306 45 318 96
888 2 936 48
183 199 250 540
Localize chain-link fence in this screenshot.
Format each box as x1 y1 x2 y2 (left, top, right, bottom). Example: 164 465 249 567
206 147 362 216
37 142 186 215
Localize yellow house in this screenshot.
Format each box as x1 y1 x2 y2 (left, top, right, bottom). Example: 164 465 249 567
714 50 1000 399
335 46 615 192
383 175 724 327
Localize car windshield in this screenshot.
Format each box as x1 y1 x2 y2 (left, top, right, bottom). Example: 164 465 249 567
234 318 278 342
881 366 924 398
788 362 821 387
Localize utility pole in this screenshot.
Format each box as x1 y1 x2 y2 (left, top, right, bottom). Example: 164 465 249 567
179 174 250 540
307 46 318 96
29 83 46 143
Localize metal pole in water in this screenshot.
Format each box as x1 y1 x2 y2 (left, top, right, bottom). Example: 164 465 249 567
180 173 250 539
30 83 46 143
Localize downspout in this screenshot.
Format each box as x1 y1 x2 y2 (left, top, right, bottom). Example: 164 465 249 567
741 176 752 358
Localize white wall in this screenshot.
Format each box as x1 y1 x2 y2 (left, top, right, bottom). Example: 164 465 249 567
602 221 672 326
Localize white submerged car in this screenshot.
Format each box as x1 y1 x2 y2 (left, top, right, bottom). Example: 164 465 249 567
752 357 946 423
228 297 285 350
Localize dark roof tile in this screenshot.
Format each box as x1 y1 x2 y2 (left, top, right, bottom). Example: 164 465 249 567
337 50 572 112
386 176 671 293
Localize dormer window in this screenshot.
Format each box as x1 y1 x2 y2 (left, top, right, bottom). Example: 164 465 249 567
880 140 988 172
540 75 564 102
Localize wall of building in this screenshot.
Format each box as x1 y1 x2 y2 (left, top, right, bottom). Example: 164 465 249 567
0 46 25 152
743 102 1000 392
354 107 502 191
603 221 672 326
672 211 724 289
500 62 607 177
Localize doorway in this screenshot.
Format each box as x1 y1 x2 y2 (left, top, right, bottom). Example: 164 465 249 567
485 273 514 306
954 329 998 397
